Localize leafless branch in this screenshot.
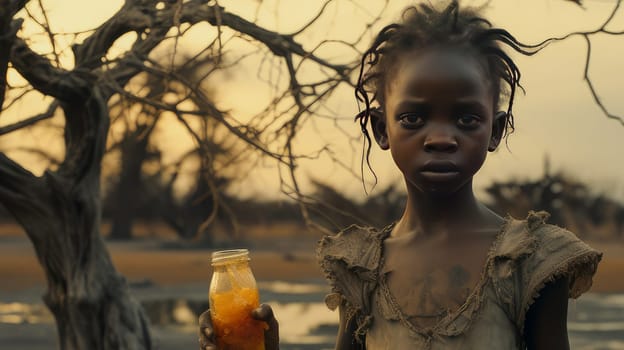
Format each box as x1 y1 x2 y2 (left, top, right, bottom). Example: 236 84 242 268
581 35 624 126
22 1 61 66
10 37 92 101
109 79 288 163
177 2 350 77
0 101 59 135
71 1 155 69
287 0 335 37
11 146 62 165
0 0 382 346
1 86 36 112
0 0 27 109
533 0 624 125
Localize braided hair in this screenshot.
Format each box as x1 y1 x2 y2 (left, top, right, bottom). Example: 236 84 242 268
355 1 545 180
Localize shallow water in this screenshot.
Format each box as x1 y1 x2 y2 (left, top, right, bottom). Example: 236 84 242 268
1 282 623 350
567 293 624 350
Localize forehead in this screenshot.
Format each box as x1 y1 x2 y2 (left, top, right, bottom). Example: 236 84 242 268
386 48 491 100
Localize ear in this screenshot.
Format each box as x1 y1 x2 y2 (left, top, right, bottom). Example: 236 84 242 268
370 108 389 150
488 111 507 152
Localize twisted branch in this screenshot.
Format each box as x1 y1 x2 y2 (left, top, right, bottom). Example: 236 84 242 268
0 0 27 109
0 101 59 135
10 37 93 101
536 0 624 125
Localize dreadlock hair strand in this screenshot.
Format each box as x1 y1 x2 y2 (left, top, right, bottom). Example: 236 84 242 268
354 0 550 180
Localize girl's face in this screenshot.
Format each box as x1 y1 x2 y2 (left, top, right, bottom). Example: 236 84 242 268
374 48 504 196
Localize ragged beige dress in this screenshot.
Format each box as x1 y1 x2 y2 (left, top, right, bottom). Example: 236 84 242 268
317 212 602 349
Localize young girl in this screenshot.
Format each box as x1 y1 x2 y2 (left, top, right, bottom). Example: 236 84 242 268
199 2 602 349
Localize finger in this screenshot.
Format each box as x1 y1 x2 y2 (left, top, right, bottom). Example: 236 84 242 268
198 310 212 328
265 325 280 350
202 326 213 339
252 304 279 350
198 334 218 350
198 336 218 350
251 304 275 323
198 310 215 341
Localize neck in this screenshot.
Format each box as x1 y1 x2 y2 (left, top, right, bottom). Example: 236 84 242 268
396 179 486 238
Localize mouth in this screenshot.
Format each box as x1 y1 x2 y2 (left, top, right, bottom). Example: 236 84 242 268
421 160 459 172
420 160 460 181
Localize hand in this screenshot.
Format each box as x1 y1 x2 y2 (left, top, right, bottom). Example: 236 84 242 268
198 309 217 350
198 304 280 350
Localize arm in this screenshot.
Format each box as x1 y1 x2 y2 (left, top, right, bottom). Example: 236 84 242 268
523 276 570 350
335 302 364 350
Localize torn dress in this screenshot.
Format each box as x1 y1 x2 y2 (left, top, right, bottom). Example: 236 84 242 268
317 211 602 349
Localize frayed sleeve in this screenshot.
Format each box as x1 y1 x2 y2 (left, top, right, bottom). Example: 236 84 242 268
316 224 389 341
489 212 602 335
515 213 602 334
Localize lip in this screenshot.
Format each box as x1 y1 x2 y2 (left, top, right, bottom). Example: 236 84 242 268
420 171 461 182
421 160 459 172
420 160 460 182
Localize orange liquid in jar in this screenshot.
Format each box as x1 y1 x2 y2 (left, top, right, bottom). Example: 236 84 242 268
210 286 266 350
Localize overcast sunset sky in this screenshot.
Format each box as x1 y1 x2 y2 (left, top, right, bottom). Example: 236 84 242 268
1 0 623 202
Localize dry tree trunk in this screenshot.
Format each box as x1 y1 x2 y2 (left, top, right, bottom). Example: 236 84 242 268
0 0 361 348
0 2 151 345
109 125 154 241
0 94 153 348
0 92 152 349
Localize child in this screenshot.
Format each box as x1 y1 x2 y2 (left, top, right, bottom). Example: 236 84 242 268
199 1 602 349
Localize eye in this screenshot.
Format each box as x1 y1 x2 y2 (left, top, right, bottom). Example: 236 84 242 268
457 114 480 129
398 113 425 128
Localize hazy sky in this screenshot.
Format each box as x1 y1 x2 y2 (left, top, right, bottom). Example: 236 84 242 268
225 0 624 202
1 0 623 203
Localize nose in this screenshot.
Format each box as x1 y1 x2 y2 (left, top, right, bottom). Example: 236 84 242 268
424 129 458 153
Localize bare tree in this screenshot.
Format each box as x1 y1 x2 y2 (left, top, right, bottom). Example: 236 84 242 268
485 159 624 240
104 55 230 240
105 76 162 241
0 0 383 348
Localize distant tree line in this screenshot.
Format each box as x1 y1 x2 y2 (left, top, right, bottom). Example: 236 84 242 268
2 166 622 241
101 169 624 241
486 172 624 240
297 171 624 240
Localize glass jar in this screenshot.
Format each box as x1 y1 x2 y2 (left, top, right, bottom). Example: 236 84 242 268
209 249 265 350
